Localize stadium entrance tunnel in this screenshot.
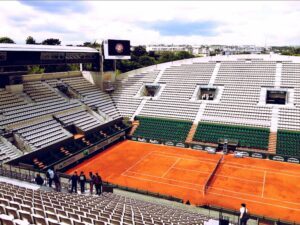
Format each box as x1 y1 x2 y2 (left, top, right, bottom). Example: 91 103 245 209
135 83 165 99
190 85 224 103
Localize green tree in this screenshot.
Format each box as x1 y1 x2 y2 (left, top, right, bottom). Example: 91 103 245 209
176 51 194 60
42 38 61 45
82 41 101 49
27 65 45 74
138 55 156 67
132 46 147 57
157 51 177 63
26 36 36 44
0 37 15 43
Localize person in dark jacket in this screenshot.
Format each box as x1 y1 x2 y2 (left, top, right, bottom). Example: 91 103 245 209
79 171 86 194
239 203 249 225
89 172 95 194
53 171 61 192
35 174 44 186
94 173 103 195
70 171 78 193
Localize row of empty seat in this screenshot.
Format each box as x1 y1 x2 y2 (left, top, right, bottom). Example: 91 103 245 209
112 71 160 118
193 122 270 149
23 81 64 103
139 63 216 121
134 116 192 143
0 90 27 111
0 181 209 225
61 77 121 120
0 136 22 163
55 110 104 132
14 118 73 151
276 130 300 157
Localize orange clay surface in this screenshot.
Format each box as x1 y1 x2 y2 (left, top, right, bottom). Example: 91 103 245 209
67 140 300 223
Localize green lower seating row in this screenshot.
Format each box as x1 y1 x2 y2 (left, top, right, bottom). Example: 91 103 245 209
277 130 300 157
133 116 192 142
193 122 270 149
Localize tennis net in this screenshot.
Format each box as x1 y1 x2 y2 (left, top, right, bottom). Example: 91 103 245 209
203 155 224 196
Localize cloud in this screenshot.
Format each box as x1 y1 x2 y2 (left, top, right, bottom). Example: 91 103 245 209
19 0 87 13
145 20 219 36
0 1 300 46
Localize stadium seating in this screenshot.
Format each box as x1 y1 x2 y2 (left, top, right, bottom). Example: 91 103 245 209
23 81 64 102
0 181 209 225
276 130 300 157
0 136 22 163
134 116 192 142
139 63 216 121
61 77 121 120
202 61 275 127
112 71 160 118
0 99 82 127
14 118 73 151
0 89 28 111
193 122 270 149
55 109 104 132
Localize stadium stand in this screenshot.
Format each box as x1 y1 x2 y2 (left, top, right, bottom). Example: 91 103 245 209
0 136 22 163
61 77 121 120
134 116 192 143
23 81 65 102
13 118 73 152
276 130 300 157
112 71 160 118
0 181 210 225
0 99 81 127
55 109 104 132
202 60 275 128
138 63 216 121
193 122 270 149
0 89 28 111
1 54 300 167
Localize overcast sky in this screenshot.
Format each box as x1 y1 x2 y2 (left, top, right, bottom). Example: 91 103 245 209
1 1 300 46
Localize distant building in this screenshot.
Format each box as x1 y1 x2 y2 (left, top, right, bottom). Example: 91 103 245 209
146 44 193 53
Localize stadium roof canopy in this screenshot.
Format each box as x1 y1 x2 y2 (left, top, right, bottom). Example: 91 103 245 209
0 44 98 53
0 44 100 68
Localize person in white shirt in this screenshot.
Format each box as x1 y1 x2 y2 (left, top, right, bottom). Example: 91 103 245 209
47 168 54 187
239 203 249 225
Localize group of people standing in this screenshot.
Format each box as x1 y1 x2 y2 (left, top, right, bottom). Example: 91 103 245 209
35 168 61 192
35 169 102 195
70 171 103 195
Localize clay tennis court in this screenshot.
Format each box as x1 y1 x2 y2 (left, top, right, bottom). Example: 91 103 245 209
67 140 300 223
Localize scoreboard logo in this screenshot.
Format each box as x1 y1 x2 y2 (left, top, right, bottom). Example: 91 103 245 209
115 43 124 54
104 39 131 60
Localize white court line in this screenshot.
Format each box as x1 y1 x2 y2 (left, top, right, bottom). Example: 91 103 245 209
223 161 300 177
208 186 262 198
123 169 300 207
122 151 155 175
171 167 211 175
121 173 204 192
208 191 300 211
172 167 263 184
162 158 181 178
123 170 203 187
262 171 267 198
152 151 219 163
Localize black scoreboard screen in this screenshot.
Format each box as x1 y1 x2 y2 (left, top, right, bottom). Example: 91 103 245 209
108 40 130 56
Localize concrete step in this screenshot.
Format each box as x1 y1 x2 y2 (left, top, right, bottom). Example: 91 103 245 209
186 124 198 143
129 120 140 136
268 132 277 154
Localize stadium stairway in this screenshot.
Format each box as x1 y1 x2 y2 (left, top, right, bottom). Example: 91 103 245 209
185 123 198 144
268 132 277 154
129 120 139 136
